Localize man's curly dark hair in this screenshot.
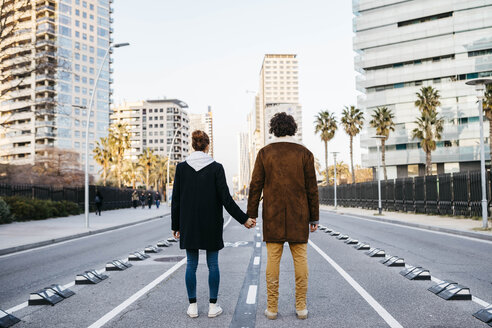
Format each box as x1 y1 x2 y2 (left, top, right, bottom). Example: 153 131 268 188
269 112 298 137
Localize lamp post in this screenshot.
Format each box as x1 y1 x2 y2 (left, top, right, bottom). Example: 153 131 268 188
465 78 492 229
166 126 183 206
372 135 386 215
332 152 339 209
83 42 129 229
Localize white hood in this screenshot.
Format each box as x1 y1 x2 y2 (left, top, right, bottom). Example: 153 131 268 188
186 151 214 171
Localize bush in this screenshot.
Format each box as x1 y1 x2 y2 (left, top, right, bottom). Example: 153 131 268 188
0 198 13 224
1 196 82 223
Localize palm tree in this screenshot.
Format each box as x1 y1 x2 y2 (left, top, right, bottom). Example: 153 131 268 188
415 86 441 114
483 84 492 158
138 148 158 188
152 156 169 193
314 111 338 182
93 137 112 186
109 123 130 188
341 105 364 183
122 160 141 189
411 110 444 175
413 86 442 175
369 106 395 180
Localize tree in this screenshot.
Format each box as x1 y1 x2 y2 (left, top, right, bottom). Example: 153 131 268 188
483 84 492 158
369 106 395 180
314 111 337 183
138 148 158 188
122 160 141 189
109 123 130 188
152 156 170 193
325 161 351 185
341 105 364 183
411 110 444 175
412 86 443 175
93 137 112 186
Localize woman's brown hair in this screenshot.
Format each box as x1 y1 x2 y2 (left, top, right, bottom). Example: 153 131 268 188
192 130 210 151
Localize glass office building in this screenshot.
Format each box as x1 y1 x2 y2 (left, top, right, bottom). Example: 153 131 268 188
354 0 492 178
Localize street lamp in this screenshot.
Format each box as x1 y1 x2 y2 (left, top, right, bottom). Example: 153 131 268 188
166 125 183 206
83 42 129 229
331 152 339 210
465 78 492 229
372 135 386 215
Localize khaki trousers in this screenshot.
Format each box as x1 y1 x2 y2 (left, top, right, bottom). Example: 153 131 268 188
265 242 308 312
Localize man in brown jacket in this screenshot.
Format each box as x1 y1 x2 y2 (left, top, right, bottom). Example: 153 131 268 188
247 112 319 320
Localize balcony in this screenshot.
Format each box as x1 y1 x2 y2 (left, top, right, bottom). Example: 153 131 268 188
35 85 55 93
36 17 55 25
35 120 54 127
35 131 55 138
8 89 32 98
0 100 32 111
36 5 55 12
35 51 55 58
36 26 55 35
35 74 55 81
35 39 55 47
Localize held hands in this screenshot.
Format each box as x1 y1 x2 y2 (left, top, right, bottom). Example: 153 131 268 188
244 218 256 229
310 223 318 233
172 230 180 239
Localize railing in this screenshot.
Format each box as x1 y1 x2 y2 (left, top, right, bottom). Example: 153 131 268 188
318 170 491 217
0 184 156 211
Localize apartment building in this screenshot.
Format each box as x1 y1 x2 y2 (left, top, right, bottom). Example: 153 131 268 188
238 132 250 197
354 0 492 178
111 99 190 162
0 0 113 174
188 106 213 157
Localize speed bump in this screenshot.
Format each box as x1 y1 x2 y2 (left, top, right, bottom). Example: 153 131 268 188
157 240 171 247
380 256 405 267
345 238 359 245
354 242 370 250
337 235 349 240
428 280 472 300
365 248 385 257
46 284 75 299
28 288 64 306
167 237 178 243
0 309 20 328
128 251 150 261
473 305 492 325
399 266 430 280
330 231 340 236
144 245 162 253
324 228 333 233
106 259 132 271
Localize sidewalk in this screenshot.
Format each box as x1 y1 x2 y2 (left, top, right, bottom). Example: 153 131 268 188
321 205 492 240
0 206 170 255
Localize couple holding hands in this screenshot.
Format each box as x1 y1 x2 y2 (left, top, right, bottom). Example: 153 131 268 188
171 112 319 320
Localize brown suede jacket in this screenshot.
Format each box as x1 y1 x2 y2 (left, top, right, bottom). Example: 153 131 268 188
247 138 319 243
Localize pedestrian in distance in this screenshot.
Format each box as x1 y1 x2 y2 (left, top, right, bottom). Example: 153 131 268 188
248 112 319 320
140 192 145 209
131 190 139 209
155 191 161 209
94 191 103 216
172 130 256 319
147 192 153 209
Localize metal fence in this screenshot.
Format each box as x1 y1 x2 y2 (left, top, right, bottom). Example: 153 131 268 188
319 170 491 217
0 184 156 211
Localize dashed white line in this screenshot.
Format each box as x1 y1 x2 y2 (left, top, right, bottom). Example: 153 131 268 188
309 240 404 328
256 242 261 248
87 258 187 328
256 233 260 238
253 256 260 265
246 285 258 305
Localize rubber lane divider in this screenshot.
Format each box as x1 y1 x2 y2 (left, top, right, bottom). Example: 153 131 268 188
309 240 404 328
0 309 20 328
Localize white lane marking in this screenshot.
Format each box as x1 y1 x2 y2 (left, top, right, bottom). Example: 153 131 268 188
5 302 27 314
256 233 260 238
246 285 258 305
87 258 186 328
309 240 404 328
253 256 260 265
256 242 261 248
0 216 168 259
321 210 492 245
255 227 259 231
430 276 490 307
223 216 232 229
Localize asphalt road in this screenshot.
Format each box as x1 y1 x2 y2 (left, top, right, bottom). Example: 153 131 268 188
1 205 491 327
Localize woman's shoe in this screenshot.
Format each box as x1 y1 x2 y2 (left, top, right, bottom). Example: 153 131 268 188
187 303 198 318
296 309 308 319
208 303 223 318
264 309 278 320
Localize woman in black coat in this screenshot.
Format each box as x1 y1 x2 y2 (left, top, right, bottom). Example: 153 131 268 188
171 130 255 319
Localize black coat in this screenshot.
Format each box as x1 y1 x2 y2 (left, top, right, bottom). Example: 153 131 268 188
171 161 248 251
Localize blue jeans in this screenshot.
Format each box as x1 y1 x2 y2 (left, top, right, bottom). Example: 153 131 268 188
185 250 219 303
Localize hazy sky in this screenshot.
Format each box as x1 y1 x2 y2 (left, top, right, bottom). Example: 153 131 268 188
112 0 362 183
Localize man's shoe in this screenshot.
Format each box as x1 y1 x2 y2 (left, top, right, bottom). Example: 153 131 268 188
264 309 278 320
208 303 223 318
187 303 198 318
296 309 308 319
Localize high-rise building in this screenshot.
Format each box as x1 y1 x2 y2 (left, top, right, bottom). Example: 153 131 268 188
257 54 302 145
354 0 492 178
188 106 213 157
0 0 113 175
111 99 190 162
238 132 250 197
